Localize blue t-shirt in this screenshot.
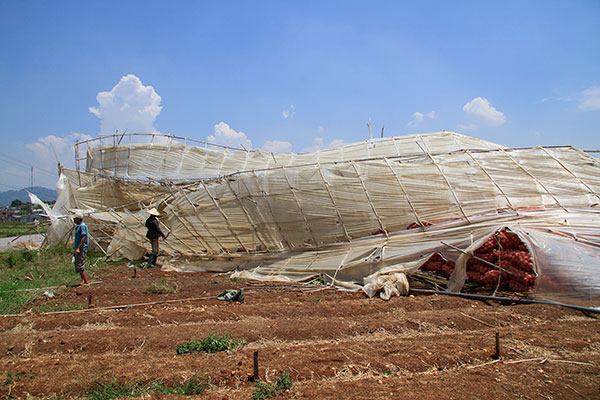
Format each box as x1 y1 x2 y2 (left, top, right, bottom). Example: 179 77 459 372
75 222 89 251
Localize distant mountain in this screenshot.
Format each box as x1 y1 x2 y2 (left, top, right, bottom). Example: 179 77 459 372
0 187 56 206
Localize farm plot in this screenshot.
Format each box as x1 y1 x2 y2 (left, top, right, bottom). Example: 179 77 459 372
0 265 599 399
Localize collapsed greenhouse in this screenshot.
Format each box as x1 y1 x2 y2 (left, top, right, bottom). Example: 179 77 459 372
36 131 600 307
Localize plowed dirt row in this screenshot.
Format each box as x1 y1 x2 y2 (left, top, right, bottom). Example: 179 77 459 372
1 266 598 399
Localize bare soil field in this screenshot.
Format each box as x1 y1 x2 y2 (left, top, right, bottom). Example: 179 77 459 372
1 265 598 399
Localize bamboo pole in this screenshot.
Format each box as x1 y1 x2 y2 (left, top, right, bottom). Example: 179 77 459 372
390 136 400 156
465 150 517 211
173 184 224 253
174 139 187 179
200 180 248 252
113 142 118 178
416 141 471 223
349 161 388 237
105 209 148 244
216 149 230 177
538 147 600 203
236 175 279 251
251 170 292 249
316 163 351 242
162 183 213 254
92 221 117 245
440 241 513 275
157 206 199 255
75 133 251 154
242 148 251 171
302 251 322 271
281 166 319 245
499 148 566 211
75 144 82 186
223 177 269 250
329 247 353 287
383 157 424 229
157 140 173 178
409 288 600 314
87 231 108 256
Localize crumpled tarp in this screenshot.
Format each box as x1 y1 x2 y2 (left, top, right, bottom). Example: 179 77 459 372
41 132 600 306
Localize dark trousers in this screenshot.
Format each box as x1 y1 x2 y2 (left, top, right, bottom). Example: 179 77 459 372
148 238 159 266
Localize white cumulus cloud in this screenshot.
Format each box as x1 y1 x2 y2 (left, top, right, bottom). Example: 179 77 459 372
463 97 506 126
89 74 162 134
282 104 296 119
262 140 292 153
207 122 253 149
408 111 436 127
25 133 94 187
302 137 346 153
27 133 94 170
577 86 600 111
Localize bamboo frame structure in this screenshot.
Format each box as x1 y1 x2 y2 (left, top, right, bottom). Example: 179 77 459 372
499 148 567 211
417 141 471 223
37 131 600 307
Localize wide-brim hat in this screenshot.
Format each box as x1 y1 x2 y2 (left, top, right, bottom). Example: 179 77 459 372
147 208 160 216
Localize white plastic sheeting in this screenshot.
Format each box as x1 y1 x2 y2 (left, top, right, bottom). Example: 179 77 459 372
44 132 600 306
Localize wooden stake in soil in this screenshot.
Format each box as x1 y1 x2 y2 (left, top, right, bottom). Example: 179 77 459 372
253 351 259 381
492 332 500 359
87 294 93 308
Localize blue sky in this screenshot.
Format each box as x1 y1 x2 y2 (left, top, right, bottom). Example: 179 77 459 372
0 0 599 189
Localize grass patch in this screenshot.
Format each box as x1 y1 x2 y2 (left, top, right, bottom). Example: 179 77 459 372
176 331 244 354
0 221 48 238
86 374 209 399
0 244 115 315
173 374 210 396
87 379 142 399
144 279 178 295
251 370 293 400
2 371 35 387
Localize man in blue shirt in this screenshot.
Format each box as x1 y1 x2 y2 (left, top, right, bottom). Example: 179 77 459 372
73 214 90 286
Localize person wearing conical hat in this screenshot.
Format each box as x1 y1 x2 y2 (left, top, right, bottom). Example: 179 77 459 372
145 208 165 267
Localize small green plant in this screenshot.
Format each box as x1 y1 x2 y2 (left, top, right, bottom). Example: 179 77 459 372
2 371 29 387
86 375 209 399
21 250 36 262
176 331 244 354
309 274 326 285
173 374 210 395
6 253 18 268
145 279 178 294
87 379 144 400
251 370 293 400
